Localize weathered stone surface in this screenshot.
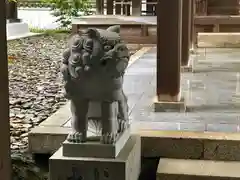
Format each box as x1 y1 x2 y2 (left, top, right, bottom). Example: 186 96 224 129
204 140 240 161
141 137 203 158
153 97 186 112
157 158 240 180
62 128 130 158
198 33 240 48
49 135 141 180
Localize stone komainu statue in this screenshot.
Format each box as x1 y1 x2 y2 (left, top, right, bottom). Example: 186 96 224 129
61 25 130 144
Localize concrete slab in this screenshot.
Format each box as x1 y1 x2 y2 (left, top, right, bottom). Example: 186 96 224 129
6 22 41 41
157 158 240 179
29 47 240 160
198 33 240 48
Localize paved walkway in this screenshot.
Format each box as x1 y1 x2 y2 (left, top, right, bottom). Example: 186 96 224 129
63 48 240 132
130 47 240 132
29 47 240 154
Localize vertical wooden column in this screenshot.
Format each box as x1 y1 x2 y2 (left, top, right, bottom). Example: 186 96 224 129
6 1 18 22
123 0 131 15
107 0 114 14
146 0 154 15
157 0 182 102
0 0 11 179
192 0 198 49
132 0 141 16
190 0 194 49
181 0 191 66
96 0 104 14
115 0 122 14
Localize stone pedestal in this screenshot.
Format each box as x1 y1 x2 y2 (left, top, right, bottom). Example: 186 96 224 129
6 22 30 37
62 128 130 158
153 96 186 112
49 135 141 180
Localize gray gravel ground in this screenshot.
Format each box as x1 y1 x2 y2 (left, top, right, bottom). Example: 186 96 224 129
8 34 69 152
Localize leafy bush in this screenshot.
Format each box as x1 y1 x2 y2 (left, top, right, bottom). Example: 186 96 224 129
42 0 92 28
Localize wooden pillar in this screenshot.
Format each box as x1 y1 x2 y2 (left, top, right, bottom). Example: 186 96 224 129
96 0 104 14
146 0 154 15
0 0 11 179
190 0 194 48
115 0 122 14
157 0 182 102
132 0 141 16
192 0 198 49
181 0 191 66
107 0 114 14
123 0 131 15
6 1 18 22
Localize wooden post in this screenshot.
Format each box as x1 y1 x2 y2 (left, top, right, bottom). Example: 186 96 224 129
0 0 11 179
190 0 194 49
146 0 155 15
96 0 104 14
123 0 131 15
192 0 198 49
6 1 18 22
156 0 182 102
115 0 122 14
181 0 191 66
107 0 114 14
132 0 141 16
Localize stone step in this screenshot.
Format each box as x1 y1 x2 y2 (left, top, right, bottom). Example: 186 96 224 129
198 33 240 48
157 158 240 180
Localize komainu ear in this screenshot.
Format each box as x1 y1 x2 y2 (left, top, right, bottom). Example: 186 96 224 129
106 25 120 34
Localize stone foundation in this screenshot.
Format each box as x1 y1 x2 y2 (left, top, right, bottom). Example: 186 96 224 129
49 135 141 180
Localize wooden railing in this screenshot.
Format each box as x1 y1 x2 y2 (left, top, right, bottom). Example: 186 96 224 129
195 0 240 15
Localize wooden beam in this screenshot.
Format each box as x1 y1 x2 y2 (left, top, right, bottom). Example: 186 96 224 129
0 0 11 179
156 0 182 101
107 0 114 14
181 0 191 66
6 1 18 21
115 0 122 15
207 0 239 15
123 0 131 16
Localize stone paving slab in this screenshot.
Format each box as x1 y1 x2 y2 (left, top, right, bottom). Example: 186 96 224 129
29 47 240 155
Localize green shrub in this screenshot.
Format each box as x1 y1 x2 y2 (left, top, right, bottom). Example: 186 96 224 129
41 0 92 28
29 27 71 35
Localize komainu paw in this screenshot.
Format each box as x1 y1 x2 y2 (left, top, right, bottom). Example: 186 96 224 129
118 119 129 133
66 132 86 143
100 132 117 144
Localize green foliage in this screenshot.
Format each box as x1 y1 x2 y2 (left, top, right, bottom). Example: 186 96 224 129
29 27 71 35
41 0 92 28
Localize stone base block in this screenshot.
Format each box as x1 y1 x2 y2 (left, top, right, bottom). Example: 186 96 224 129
62 128 130 158
181 66 192 73
7 22 30 37
157 158 240 180
153 97 186 112
49 135 141 180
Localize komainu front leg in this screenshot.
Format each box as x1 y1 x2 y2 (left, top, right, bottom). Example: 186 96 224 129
67 99 89 143
101 101 118 144
118 90 129 133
